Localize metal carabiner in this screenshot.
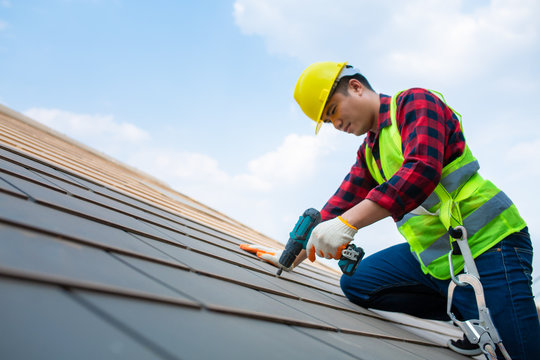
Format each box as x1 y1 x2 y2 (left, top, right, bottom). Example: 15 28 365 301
446 226 512 360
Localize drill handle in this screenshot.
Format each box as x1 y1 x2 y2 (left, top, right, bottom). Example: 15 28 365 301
289 208 321 246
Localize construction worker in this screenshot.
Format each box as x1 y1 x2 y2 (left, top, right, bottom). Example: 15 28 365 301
289 62 539 359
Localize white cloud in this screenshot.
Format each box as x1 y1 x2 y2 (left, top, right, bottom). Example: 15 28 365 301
233 0 539 84
384 0 538 81
24 108 150 144
243 132 337 190
129 129 340 193
0 20 8 30
129 148 230 185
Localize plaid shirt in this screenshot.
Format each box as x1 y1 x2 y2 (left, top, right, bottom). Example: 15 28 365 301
320 88 466 222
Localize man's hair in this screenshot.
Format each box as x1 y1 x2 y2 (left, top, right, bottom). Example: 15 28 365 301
334 73 375 95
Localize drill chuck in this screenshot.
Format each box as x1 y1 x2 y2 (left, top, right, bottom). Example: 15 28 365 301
278 240 303 269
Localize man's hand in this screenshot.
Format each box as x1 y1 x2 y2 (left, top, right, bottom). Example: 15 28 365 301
306 216 357 262
240 243 292 272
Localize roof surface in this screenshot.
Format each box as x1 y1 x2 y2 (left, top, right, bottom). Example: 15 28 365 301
0 104 471 359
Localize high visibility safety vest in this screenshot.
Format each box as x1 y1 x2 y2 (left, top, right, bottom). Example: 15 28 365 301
365 90 526 279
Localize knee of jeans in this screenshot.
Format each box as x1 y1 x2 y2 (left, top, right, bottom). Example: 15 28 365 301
340 274 370 307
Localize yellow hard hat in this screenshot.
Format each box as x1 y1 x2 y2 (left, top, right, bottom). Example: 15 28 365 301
294 61 347 134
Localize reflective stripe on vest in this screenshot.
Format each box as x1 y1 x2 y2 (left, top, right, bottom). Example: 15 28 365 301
416 190 513 266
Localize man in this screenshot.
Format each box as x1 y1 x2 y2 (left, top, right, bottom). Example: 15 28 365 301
242 61 539 359
292 61 540 359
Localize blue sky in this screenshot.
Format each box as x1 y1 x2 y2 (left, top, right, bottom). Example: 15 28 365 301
1 0 540 295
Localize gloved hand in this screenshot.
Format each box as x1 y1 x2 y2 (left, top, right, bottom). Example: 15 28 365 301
306 216 357 262
240 243 292 272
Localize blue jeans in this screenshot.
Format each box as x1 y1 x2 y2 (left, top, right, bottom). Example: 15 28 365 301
341 228 540 360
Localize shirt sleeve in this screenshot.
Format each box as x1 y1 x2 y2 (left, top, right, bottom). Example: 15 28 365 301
365 89 449 221
320 142 378 221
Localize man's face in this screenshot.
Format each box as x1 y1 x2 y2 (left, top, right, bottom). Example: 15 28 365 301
321 80 378 136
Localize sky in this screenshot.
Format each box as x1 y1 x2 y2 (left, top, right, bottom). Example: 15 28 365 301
1 0 539 296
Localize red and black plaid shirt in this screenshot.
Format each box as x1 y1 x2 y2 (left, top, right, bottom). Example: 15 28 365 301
320 88 466 222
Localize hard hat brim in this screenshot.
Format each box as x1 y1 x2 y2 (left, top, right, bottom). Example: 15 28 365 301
314 62 347 134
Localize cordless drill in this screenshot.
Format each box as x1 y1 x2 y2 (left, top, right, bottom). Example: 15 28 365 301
276 208 364 276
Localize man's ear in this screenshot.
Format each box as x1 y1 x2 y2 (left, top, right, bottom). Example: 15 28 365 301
348 78 364 96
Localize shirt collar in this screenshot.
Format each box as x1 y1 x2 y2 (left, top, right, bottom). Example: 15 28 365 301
366 94 391 143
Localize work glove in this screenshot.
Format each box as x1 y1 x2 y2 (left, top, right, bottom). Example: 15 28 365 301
306 216 357 262
240 243 292 272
